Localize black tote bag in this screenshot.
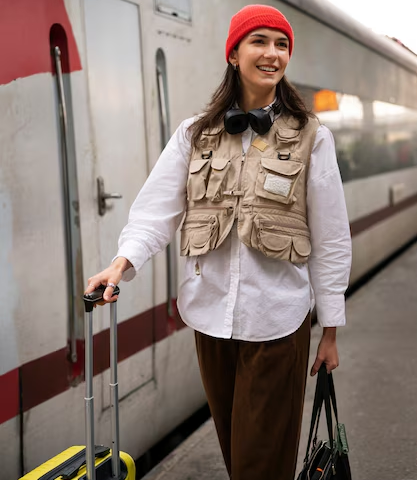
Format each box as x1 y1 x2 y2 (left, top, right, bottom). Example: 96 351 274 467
297 364 352 480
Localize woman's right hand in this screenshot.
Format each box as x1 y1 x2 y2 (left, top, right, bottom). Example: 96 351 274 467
84 257 132 303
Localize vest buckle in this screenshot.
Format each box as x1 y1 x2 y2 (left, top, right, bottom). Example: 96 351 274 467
201 150 213 159
278 152 291 160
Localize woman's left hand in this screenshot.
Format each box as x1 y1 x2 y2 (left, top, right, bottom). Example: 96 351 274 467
310 327 339 376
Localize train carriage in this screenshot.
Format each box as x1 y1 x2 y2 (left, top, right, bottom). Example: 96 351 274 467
1 0 417 478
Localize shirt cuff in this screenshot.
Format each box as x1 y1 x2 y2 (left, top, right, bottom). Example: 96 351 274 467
315 294 346 327
112 241 149 282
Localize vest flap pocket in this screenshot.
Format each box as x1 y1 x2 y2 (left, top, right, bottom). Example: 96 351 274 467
189 159 210 173
190 226 212 248
187 159 211 201
260 158 303 176
259 231 292 252
292 236 311 257
257 159 303 204
206 158 231 202
291 236 311 263
200 128 223 150
181 214 219 256
276 127 300 140
211 157 230 170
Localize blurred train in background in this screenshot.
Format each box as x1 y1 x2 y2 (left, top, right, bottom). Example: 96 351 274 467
1 0 417 477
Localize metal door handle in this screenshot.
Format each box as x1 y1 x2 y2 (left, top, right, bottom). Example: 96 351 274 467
103 192 122 200
97 176 122 216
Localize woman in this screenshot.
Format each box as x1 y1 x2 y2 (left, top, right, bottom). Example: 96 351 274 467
85 5 352 479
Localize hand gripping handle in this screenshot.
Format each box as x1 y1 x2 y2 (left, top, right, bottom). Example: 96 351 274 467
83 284 120 312
83 286 121 480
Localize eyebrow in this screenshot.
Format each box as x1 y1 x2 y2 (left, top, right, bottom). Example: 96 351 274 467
249 33 289 42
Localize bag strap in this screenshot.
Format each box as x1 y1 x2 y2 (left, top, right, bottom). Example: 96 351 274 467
312 399 322 447
304 365 339 464
303 364 326 464
328 371 339 424
321 366 343 473
321 366 334 450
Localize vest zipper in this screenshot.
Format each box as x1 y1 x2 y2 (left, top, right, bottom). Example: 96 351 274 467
235 151 246 218
184 219 216 226
251 202 306 220
260 221 310 237
187 206 226 210
187 206 234 216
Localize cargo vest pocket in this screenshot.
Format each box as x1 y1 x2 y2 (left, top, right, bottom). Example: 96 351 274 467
291 236 311 264
275 127 300 149
256 220 311 264
206 157 231 202
258 229 292 260
180 214 219 256
187 159 211 201
255 157 303 205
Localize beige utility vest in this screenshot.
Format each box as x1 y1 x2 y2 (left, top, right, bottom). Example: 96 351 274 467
180 115 320 264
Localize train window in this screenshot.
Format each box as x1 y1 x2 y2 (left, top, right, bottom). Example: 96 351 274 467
155 0 191 22
296 84 417 183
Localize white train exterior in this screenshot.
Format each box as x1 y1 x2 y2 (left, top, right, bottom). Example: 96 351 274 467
1 0 417 477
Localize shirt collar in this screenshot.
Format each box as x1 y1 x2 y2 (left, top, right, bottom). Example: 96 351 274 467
263 97 277 111
235 97 277 111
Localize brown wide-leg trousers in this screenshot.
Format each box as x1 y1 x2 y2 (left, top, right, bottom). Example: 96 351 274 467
195 314 311 480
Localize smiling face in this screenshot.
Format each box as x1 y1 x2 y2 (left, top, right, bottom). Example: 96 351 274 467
229 28 290 107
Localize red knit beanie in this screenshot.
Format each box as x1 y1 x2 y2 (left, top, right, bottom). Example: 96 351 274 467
225 4 294 62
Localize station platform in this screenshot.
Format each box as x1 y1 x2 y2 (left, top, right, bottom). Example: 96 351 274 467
142 242 417 480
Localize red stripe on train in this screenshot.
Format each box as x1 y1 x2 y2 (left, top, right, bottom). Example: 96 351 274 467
1 194 417 426
0 369 19 425
0 302 186 424
350 193 417 237
0 0 81 86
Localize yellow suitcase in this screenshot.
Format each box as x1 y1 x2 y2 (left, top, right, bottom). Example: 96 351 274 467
20 286 136 480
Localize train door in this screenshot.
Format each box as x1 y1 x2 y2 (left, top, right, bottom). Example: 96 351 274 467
83 0 153 401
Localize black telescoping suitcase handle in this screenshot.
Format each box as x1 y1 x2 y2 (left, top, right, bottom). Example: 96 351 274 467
83 285 121 480
83 284 120 312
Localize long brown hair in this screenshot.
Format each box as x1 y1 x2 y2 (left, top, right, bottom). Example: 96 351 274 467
188 63 313 149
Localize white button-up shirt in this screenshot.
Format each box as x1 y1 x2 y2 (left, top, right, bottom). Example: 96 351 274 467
116 117 352 341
